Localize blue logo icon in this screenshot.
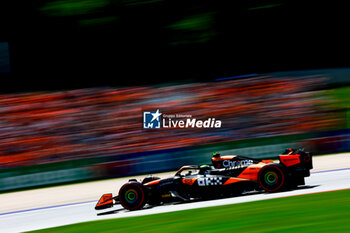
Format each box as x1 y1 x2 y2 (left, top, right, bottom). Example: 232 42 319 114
143 109 162 129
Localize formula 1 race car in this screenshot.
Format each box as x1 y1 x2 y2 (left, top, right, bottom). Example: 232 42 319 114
95 148 312 211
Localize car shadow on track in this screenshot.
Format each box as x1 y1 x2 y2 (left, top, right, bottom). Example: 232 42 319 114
286 184 320 191
259 185 320 195
97 210 120 216
294 185 319 190
97 204 157 216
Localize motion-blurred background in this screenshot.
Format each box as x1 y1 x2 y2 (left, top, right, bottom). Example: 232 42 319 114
0 1 349 191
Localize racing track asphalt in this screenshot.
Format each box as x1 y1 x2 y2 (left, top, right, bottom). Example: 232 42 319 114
1 168 350 233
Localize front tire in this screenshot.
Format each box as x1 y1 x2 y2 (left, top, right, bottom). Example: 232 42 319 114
258 165 286 192
119 182 147 210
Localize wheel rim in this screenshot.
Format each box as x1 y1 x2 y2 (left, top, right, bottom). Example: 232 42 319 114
264 171 278 185
125 189 138 204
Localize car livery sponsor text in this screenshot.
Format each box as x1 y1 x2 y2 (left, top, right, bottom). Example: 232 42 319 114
222 159 254 168
197 177 223 186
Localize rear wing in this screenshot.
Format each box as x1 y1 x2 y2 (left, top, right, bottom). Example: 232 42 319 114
279 148 313 169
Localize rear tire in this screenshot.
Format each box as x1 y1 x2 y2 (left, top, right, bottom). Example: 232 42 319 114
119 182 147 210
258 165 286 192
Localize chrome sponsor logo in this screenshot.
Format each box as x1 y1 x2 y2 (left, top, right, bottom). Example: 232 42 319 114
222 159 254 168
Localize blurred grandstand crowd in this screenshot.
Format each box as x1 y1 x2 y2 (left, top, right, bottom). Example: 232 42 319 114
0 75 342 168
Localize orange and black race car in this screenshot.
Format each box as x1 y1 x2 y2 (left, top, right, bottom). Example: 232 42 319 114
95 148 312 211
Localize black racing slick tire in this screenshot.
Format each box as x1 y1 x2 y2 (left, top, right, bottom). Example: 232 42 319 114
258 165 286 192
119 182 147 211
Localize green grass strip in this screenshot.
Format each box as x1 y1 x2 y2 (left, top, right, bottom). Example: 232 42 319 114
31 189 350 233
